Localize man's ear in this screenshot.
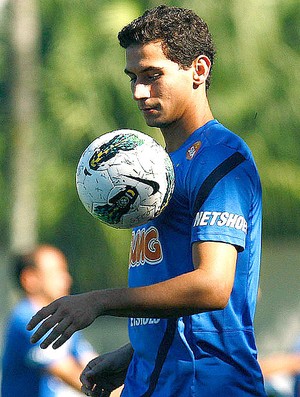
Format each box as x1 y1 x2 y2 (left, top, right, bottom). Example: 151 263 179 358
192 55 211 87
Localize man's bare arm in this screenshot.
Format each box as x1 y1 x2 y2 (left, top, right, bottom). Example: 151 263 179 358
27 241 237 349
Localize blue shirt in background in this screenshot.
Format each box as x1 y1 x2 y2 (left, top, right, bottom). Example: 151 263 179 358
1 298 94 397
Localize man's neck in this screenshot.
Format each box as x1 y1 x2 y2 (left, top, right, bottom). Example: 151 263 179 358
162 103 214 153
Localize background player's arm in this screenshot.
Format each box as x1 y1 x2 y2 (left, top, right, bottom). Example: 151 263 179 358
259 352 300 377
28 241 237 348
48 355 87 391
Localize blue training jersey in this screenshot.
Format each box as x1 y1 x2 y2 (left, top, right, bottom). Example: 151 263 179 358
123 120 266 396
1 298 94 397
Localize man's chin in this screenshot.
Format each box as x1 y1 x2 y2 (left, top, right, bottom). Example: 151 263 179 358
144 118 170 129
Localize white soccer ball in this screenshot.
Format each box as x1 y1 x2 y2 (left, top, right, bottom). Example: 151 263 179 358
76 129 175 229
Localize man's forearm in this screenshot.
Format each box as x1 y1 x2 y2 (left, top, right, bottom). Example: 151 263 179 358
96 241 236 319
94 268 228 319
116 342 134 367
27 242 236 350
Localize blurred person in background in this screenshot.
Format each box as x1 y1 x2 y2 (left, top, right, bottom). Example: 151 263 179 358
293 335 300 397
256 290 300 397
1 244 97 397
260 351 300 397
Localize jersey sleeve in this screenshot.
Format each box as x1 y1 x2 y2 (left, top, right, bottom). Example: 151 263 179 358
187 145 258 251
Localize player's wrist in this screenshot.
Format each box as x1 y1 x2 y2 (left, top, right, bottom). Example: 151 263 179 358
88 289 122 317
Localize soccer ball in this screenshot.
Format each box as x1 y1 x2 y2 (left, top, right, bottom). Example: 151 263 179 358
76 129 175 229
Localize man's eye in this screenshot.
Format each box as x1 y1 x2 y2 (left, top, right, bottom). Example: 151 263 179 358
148 74 160 81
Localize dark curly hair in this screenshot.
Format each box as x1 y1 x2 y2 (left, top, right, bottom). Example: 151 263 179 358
118 5 216 89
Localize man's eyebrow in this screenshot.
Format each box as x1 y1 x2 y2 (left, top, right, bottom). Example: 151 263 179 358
124 66 163 75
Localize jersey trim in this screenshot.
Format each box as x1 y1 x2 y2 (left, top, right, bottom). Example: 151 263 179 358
141 318 177 396
192 152 246 217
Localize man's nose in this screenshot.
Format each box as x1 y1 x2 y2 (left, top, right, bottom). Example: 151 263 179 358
132 83 151 101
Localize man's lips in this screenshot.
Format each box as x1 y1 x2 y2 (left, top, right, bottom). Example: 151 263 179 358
142 108 155 113
139 106 158 114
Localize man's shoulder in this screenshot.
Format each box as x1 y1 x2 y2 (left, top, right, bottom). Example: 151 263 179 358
7 299 34 328
202 121 254 160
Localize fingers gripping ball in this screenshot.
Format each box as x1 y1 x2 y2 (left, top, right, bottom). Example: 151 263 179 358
76 129 175 229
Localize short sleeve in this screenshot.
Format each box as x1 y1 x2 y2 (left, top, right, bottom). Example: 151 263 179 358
187 146 257 251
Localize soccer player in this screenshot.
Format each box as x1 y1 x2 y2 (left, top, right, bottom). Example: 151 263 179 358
27 5 267 396
1 245 96 397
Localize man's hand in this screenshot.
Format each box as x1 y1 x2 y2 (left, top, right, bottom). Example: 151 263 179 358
80 344 133 397
27 293 100 349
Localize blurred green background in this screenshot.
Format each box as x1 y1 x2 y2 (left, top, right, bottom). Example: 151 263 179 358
0 0 299 362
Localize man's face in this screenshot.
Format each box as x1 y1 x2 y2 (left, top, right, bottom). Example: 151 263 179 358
125 41 195 129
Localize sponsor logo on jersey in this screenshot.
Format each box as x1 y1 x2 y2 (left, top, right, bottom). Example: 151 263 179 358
186 141 201 160
193 211 247 233
130 317 161 327
129 226 163 268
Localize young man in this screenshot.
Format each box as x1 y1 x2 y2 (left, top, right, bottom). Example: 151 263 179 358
27 6 267 396
1 245 96 397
